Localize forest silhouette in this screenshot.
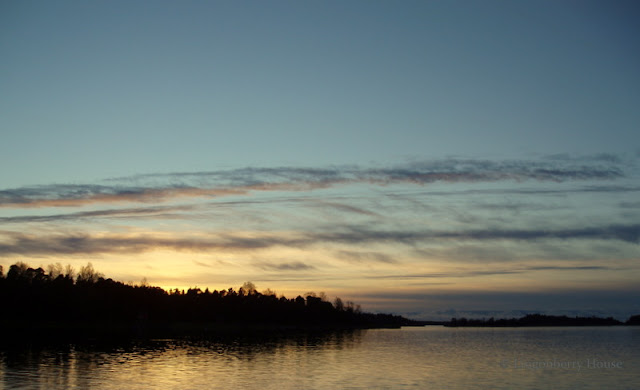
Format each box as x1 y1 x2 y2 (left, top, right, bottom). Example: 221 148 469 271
0 262 421 339
2 262 637 341
445 313 639 327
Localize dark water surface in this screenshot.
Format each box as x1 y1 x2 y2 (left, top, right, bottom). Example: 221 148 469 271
1 326 638 389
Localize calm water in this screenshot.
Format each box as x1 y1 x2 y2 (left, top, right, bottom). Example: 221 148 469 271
1 326 639 389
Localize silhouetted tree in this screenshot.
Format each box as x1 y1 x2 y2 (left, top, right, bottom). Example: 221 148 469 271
242 281 257 295
64 264 75 282
7 262 29 281
345 301 355 313
0 261 420 336
47 263 64 280
76 263 102 285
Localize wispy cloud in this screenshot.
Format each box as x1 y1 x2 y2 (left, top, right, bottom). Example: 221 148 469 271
0 204 198 223
334 250 398 264
0 184 245 208
389 185 640 199
312 224 640 245
619 201 640 209
0 223 637 256
365 265 620 280
254 261 316 271
0 156 626 208
310 201 380 217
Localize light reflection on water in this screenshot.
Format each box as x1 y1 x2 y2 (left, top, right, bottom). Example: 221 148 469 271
1 327 639 389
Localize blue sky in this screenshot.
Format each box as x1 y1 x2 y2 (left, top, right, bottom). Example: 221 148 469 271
1 0 639 319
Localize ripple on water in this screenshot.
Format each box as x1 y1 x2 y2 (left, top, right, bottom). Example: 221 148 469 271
1 327 639 390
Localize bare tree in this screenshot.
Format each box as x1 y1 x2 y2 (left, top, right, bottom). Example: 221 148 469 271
77 263 103 284
64 264 75 281
47 263 64 279
262 288 276 297
241 281 257 295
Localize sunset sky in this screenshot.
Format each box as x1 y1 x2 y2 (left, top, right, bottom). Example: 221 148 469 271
1 0 639 320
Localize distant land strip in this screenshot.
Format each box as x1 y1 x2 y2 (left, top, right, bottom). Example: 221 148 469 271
443 313 640 327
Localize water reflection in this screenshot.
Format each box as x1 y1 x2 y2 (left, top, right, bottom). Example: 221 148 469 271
2 327 639 390
1 330 364 389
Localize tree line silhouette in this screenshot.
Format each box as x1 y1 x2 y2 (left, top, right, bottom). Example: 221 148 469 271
0 262 420 337
446 313 639 327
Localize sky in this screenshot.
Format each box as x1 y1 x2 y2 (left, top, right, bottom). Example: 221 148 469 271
1 0 639 320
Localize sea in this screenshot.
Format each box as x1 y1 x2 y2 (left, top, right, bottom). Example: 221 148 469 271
1 326 638 389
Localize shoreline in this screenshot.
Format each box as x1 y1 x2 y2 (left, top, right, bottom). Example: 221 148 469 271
0 319 416 345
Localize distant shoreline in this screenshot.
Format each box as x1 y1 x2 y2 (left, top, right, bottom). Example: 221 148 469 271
0 319 429 346
2 316 638 346
0 316 430 343
441 313 640 327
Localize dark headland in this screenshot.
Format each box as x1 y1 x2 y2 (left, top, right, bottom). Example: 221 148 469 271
0 262 426 341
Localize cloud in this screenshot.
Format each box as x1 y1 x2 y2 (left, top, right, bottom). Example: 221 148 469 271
310 201 380 217
254 261 316 271
412 239 640 263
193 260 213 268
0 184 246 208
0 232 231 255
619 201 640 209
545 152 624 164
0 231 311 256
0 223 637 257
0 155 626 208
334 250 398 264
390 185 640 199
364 265 618 280
315 224 640 245
0 205 199 224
